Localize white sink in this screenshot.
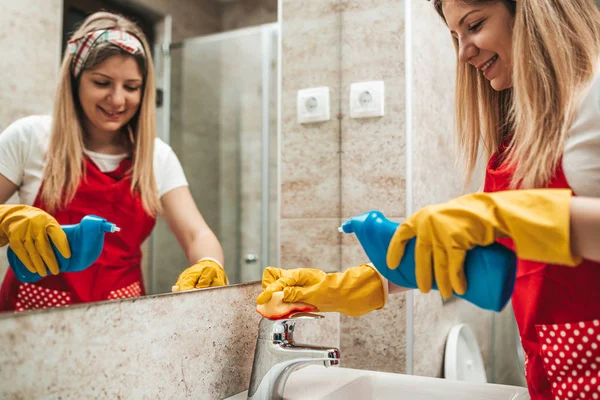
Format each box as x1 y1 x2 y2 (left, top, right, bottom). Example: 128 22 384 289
226 365 530 400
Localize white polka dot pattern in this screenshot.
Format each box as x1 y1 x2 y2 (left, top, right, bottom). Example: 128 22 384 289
16 283 72 312
107 281 142 300
537 320 600 399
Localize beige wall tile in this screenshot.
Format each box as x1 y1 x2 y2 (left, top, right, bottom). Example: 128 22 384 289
0 0 61 130
411 1 463 211
413 293 493 378
0 0 62 284
340 216 407 372
340 293 407 373
340 0 406 219
135 0 221 42
409 1 494 379
0 0 62 128
222 0 277 31
280 0 342 219
280 218 341 272
492 302 527 386
337 0 409 375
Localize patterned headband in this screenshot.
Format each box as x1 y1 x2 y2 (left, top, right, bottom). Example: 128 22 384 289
67 29 145 77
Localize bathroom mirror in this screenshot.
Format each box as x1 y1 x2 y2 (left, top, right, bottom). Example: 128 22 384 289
0 0 341 315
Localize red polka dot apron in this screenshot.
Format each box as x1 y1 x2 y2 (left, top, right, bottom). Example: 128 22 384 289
0 156 156 312
485 147 600 399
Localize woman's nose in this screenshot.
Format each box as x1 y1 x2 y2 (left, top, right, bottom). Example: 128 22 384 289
458 39 478 64
107 88 126 108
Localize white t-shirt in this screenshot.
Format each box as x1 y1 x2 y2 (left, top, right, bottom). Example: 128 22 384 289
0 115 188 206
563 65 600 197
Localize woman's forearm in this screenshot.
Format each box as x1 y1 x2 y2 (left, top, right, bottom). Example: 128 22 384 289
185 230 225 267
570 197 600 263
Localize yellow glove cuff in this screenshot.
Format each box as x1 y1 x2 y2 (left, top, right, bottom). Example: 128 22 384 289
197 257 229 284
364 263 388 310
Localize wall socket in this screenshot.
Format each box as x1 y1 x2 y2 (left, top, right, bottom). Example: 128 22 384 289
350 81 385 119
297 87 331 124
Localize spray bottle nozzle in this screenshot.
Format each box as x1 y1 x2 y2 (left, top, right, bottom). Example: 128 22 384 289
101 222 120 233
338 220 354 234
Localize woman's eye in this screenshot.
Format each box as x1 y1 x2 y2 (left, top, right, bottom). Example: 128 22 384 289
468 20 485 32
125 86 141 92
94 81 110 87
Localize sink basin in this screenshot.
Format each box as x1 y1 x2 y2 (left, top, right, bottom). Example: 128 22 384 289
226 365 530 400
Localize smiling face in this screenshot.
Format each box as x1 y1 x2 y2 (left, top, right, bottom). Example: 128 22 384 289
78 54 143 140
442 1 515 91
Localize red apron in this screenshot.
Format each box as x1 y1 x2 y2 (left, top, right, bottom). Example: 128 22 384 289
485 148 600 399
0 157 156 312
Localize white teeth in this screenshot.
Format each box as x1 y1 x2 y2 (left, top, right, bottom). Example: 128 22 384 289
482 55 498 71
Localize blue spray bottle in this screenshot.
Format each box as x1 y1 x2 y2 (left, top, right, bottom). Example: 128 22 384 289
339 211 517 312
7 215 119 283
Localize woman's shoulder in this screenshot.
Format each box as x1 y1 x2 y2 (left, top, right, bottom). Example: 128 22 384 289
152 137 182 169
153 137 176 159
0 115 51 146
563 63 600 198
2 115 51 134
579 61 600 109
570 65 600 131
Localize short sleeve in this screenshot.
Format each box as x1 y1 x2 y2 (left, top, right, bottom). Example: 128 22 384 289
153 138 189 197
0 117 32 186
562 70 600 198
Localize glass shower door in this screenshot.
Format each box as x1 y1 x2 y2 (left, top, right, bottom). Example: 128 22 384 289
150 23 278 293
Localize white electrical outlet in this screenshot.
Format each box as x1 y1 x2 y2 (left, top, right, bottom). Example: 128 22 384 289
350 81 385 118
297 87 331 124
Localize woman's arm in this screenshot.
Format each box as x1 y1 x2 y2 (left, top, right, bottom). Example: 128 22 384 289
159 186 224 266
571 197 600 263
386 195 600 295
0 174 18 204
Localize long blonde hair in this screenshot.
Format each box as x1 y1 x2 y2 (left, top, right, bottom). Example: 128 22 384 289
41 12 160 215
434 0 600 188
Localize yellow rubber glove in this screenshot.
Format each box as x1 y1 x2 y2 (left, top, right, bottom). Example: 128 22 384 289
256 264 387 317
386 189 579 299
172 259 228 292
0 204 71 277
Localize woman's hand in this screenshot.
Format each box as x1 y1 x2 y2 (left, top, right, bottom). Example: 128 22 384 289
172 259 228 291
0 205 71 276
257 265 387 317
386 189 579 298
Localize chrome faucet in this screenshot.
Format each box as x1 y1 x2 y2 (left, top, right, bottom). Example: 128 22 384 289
247 312 341 400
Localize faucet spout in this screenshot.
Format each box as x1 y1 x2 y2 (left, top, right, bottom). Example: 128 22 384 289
247 313 341 400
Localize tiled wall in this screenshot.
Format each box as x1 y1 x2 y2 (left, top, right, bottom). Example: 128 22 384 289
0 1 341 399
338 0 408 374
337 0 497 380
0 0 63 280
0 1 522 398
136 0 221 43
279 0 343 274
222 0 277 31
410 0 494 379
0 0 61 128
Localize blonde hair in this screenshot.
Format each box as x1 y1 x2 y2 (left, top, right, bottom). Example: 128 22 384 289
41 11 160 215
434 0 600 189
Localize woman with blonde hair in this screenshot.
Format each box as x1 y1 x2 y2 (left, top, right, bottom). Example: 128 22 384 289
0 12 227 312
256 1 600 397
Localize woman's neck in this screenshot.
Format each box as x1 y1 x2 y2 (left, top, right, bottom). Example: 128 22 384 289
82 119 129 155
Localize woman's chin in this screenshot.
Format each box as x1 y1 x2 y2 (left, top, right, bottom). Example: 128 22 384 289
94 119 127 133
490 77 513 92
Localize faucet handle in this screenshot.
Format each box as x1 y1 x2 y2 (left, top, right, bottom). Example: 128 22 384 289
281 311 324 321
257 312 325 341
